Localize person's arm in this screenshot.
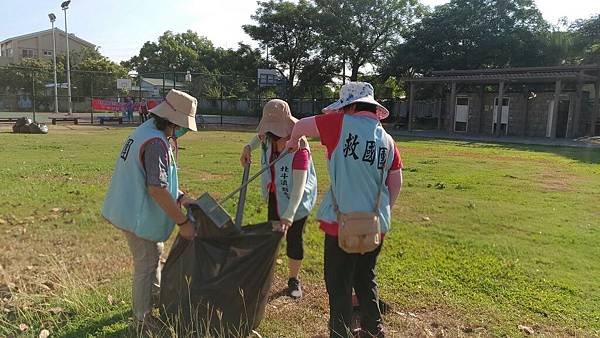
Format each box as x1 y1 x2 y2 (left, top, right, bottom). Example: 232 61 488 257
287 117 320 151
280 169 308 223
386 169 402 207
386 143 404 208
240 134 261 166
143 140 196 239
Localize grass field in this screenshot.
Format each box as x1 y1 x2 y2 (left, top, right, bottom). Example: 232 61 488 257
0 125 599 337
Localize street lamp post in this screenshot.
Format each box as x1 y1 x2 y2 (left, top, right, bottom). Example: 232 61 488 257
61 1 72 115
48 13 59 113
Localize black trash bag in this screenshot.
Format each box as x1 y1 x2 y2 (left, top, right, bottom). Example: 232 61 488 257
188 202 242 239
27 123 49 134
15 117 32 127
159 207 282 338
12 117 32 133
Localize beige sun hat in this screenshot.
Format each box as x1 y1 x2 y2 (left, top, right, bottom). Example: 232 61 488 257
149 89 198 131
257 99 298 137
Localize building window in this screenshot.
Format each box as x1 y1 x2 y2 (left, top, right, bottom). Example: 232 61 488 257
43 50 53 57
22 48 38 58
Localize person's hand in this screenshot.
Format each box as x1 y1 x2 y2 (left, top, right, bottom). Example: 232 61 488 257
273 218 292 234
285 139 299 153
179 220 196 240
280 218 292 232
179 195 197 207
240 145 252 166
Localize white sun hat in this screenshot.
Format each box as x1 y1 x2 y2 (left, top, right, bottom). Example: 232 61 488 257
322 81 389 120
149 89 198 131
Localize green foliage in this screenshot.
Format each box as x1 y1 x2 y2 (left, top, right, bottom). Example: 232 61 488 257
124 31 267 98
570 14 600 64
384 0 556 75
243 0 320 98
0 58 53 95
70 48 128 97
122 30 215 74
315 0 422 80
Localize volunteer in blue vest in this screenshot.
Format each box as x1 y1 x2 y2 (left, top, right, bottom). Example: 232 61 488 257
286 82 403 338
102 89 199 331
240 99 318 299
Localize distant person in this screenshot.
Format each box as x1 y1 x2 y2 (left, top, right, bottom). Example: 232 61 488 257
102 89 199 333
240 99 318 299
140 99 149 122
286 82 403 338
126 97 135 123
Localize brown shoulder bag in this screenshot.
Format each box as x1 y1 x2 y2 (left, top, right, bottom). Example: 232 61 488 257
331 138 391 254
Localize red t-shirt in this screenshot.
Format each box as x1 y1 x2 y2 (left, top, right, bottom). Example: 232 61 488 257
315 112 402 168
314 112 403 236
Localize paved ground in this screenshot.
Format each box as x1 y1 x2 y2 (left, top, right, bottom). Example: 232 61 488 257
0 112 260 126
2 112 598 148
387 127 600 148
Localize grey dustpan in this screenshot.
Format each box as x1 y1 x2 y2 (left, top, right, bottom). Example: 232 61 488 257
194 150 289 230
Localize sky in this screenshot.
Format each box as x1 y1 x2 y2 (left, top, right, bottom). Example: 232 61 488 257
0 0 598 63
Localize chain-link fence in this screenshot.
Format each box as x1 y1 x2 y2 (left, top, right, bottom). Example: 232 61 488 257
0 66 406 126
0 65 128 123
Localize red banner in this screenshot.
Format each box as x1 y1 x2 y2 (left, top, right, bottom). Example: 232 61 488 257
91 99 160 112
91 99 126 112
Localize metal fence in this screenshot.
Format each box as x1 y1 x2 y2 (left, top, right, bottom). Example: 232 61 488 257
0 67 406 126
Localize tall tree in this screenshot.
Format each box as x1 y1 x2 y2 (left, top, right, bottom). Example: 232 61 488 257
122 30 215 74
71 48 128 97
571 14 600 64
315 0 421 81
383 0 554 76
295 57 337 97
243 0 320 98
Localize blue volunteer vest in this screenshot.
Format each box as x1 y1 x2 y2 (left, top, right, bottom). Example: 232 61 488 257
316 115 394 233
260 139 318 221
102 118 179 242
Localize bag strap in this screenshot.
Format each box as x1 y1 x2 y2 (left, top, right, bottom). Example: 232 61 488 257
331 130 394 215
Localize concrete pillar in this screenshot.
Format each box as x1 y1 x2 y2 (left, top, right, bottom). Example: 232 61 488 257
550 79 562 139
408 82 415 132
568 74 583 138
478 85 485 134
448 82 457 133
437 85 443 130
495 81 505 136
523 86 530 136
590 80 600 136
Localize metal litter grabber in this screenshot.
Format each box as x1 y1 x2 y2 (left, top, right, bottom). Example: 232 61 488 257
193 150 290 231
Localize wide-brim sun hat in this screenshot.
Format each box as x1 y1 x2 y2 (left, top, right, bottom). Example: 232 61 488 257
322 81 389 120
257 99 298 137
149 89 198 131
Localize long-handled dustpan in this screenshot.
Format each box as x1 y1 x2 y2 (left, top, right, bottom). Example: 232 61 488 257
192 150 290 230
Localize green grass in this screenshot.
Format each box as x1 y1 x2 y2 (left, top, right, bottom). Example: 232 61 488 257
0 126 599 337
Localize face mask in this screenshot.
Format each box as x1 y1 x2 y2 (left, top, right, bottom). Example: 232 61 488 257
174 127 189 139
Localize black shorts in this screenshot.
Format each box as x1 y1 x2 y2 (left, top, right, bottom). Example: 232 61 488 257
268 192 307 260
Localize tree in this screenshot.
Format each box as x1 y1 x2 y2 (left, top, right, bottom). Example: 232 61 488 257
70 48 128 97
122 30 215 74
315 0 421 81
295 57 337 98
571 14 600 64
124 31 269 98
243 0 320 98
384 0 554 76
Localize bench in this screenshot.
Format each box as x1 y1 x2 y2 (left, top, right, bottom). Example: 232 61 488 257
0 117 22 123
51 117 79 125
98 116 123 125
